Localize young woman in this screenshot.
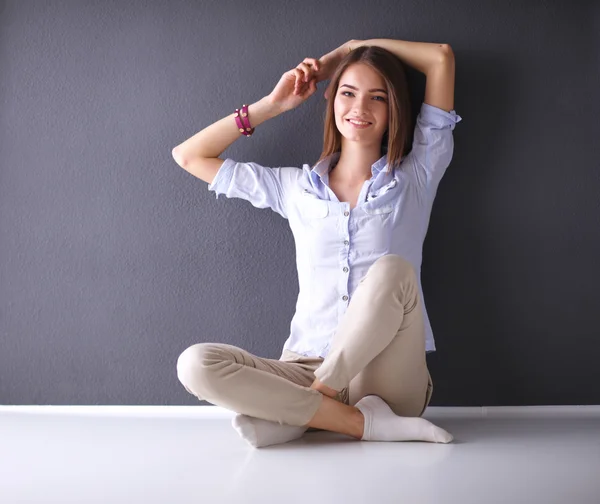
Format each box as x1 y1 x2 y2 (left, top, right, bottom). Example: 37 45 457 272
172 39 462 448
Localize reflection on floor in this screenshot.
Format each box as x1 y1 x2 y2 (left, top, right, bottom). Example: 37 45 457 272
1 405 599 504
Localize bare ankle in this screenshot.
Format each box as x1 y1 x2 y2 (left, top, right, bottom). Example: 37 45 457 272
352 407 365 440
310 378 338 398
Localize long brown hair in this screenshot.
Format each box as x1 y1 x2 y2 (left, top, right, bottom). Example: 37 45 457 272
314 45 412 176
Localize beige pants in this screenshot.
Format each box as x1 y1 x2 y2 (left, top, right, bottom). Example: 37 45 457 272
177 254 433 427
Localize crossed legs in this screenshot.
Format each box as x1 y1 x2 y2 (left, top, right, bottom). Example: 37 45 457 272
177 254 452 446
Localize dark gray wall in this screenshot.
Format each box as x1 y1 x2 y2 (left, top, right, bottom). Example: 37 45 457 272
1 0 598 406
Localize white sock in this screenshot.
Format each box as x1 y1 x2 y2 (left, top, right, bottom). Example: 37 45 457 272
355 395 454 443
232 414 308 448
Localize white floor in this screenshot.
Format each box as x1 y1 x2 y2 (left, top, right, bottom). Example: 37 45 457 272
1 406 600 504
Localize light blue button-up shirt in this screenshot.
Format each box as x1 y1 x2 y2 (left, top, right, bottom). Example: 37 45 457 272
207 102 462 357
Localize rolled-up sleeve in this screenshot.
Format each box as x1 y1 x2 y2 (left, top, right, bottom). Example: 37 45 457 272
207 158 301 219
406 102 463 189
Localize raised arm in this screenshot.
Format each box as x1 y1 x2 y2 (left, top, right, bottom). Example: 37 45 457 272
172 52 328 185
351 38 455 111
171 97 281 185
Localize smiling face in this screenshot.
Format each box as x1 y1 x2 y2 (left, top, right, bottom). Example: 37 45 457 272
333 62 389 144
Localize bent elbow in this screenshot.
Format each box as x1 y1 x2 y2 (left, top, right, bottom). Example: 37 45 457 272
439 44 454 61
172 147 186 167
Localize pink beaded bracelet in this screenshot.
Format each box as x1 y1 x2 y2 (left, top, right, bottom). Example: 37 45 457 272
234 104 254 137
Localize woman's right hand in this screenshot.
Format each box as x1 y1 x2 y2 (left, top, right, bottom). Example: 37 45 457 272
266 59 321 113
266 41 355 112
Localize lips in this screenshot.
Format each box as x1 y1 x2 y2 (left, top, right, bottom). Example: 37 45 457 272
347 118 372 128
346 118 372 125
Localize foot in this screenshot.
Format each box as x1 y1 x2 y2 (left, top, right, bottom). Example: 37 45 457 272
355 395 454 443
232 414 308 448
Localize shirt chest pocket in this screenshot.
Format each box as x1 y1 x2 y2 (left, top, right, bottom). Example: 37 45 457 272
363 179 398 215
295 191 337 267
298 190 329 219
363 203 394 215
353 180 398 254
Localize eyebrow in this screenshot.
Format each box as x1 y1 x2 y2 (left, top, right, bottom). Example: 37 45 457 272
340 84 388 94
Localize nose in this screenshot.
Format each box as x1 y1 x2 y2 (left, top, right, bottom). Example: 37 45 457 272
352 96 374 116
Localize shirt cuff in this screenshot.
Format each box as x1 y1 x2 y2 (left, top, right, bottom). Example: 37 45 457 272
420 102 463 130
207 158 236 200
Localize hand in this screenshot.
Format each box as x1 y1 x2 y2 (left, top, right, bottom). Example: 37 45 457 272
266 59 321 113
290 55 338 98
266 41 361 112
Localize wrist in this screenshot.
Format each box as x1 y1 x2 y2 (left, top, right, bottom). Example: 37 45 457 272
318 41 352 77
329 40 363 62
258 95 285 119
336 40 354 58
347 39 365 51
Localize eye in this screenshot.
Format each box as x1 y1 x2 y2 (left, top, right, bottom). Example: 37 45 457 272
341 91 386 102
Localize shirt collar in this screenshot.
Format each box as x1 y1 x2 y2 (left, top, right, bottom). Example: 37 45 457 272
309 152 389 184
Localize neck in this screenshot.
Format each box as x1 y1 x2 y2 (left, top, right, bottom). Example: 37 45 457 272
330 142 383 185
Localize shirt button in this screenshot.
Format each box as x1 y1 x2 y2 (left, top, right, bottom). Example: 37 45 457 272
344 240 349 246
344 211 349 216
343 267 349 272
342 295 348 301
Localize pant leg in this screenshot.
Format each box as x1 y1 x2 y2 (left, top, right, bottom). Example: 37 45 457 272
176 343 323 426
347 336 433 418
313 254 432 417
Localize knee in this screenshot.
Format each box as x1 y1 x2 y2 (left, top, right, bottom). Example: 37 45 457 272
176 343 223 394
370 254 417 286
373 254 416 276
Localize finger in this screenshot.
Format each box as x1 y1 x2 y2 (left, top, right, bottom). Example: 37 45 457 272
301 77 317 97
293 69 303 93
303 58 319 72
296 62 312 81
308 61 320 80
307 78 317 96
298 80 310 97
300 63 311 81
